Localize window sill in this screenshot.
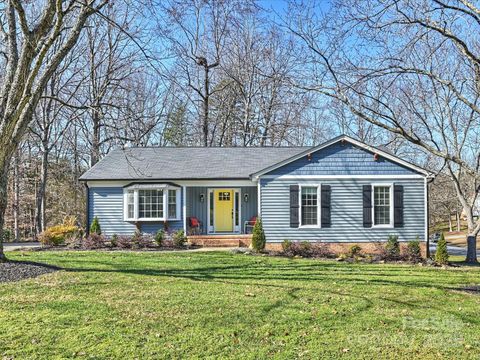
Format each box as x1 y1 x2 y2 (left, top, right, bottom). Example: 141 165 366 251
299 225 321 229
371 224 394 229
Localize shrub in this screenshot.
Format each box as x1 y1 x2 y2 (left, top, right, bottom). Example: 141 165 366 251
1 228 14 242
116 235 133 249
132 231 154 249
347 244 362 258
282 239 292 253
82 233 105 249
155 230 165 247
39 220 81 246
90 216 101 235
251 218 266 251
435 232 449 265
406 237 422 263
172 230 187 247
385 235 400 260
111 234 118 247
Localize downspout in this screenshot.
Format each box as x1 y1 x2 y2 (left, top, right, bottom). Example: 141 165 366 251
85 183 90 237
426 176 435 258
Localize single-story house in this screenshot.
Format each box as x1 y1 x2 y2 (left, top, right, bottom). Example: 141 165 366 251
80 135 432 252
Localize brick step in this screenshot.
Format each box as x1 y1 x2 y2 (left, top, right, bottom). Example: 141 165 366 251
188 235 252 248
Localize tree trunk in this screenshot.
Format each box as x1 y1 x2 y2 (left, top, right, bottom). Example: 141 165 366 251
203 66 209 147
448 214 452 232
466 234 478 263
91 108 101 166
35 147 48 234
0 160 10 262
456 211 461 231
13 151 20 242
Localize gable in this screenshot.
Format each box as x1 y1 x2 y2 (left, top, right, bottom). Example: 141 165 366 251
262 141 421 177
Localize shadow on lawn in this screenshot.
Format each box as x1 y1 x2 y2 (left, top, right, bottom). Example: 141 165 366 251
60 259 480 325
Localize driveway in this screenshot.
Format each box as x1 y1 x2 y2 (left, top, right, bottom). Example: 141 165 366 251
3 242 42 251
429 243 467 256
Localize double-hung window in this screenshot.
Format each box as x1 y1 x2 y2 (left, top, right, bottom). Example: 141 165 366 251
372 184 393 227
300 185 320 227
124 185 180 221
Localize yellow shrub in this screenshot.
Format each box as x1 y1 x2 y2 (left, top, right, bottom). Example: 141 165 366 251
39 218 80 246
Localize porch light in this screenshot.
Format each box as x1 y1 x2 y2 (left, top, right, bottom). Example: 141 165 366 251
199 193 205 202
244 193 249 202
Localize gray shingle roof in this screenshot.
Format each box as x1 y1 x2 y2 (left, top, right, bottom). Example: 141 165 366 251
80 147 309 181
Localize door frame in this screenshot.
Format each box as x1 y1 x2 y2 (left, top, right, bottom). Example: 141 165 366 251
207 188 241 234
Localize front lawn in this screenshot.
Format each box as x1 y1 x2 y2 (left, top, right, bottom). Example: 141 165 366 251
1 251 479 359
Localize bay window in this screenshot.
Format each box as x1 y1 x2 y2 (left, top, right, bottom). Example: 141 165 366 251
124 185 180 221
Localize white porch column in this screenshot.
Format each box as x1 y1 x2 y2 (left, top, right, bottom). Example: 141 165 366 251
182 186 187 233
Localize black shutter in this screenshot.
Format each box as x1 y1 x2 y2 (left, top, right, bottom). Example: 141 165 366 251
363 185 372 228
394 184 404 227
290 185 299 228
321 185 331 227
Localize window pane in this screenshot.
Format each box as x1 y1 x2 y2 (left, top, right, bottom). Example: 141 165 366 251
139 189 164 218
209 192 214 226
168 189 177 218
374 186 390 225
301 186 318 225
127 191 134 219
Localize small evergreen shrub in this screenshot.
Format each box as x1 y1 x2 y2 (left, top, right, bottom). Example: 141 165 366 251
251 218 266 251
82 233 105 249
385 235 400 260
1 228 13 242
347 244 362 258
282 239 292 253
406 237 422 263
435 232 449 265
111 234 118 247
155 230 165 247
90 216 101 235
172 230 187 247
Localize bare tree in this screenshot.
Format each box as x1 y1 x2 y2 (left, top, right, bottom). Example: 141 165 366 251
287 0 480 263
0 0 107 260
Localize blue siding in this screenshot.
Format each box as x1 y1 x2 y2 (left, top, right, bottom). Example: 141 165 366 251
88 187 184 236
260 178 425 243
267 142 418 176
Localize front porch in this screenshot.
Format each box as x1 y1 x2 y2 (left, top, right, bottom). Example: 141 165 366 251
184 185 258 236
187 234 252 247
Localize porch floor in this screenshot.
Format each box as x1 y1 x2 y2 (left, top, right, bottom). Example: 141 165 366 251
187 234 252 248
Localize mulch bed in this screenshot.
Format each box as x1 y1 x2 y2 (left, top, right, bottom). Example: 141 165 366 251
0 261 60 283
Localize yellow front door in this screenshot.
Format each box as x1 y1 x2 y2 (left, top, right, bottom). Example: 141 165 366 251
214 189 234 232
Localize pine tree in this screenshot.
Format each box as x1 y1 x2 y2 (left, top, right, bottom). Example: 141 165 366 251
251 218 266 251
435 233 449 265
90 216 102 235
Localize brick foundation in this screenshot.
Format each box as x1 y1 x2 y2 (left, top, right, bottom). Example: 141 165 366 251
265 242 427 258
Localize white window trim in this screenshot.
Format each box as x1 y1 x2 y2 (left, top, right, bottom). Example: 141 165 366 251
299 184 321 228
123 184 181 222
371 183 394 229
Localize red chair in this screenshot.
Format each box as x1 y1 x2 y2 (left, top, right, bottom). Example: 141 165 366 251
188 217 203 235
244 216 257 234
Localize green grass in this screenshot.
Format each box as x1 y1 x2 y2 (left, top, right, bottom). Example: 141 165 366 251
1 251 480 359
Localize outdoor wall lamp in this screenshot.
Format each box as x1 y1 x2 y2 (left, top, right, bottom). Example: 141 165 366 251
199 193 205 202
244 193 249 202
